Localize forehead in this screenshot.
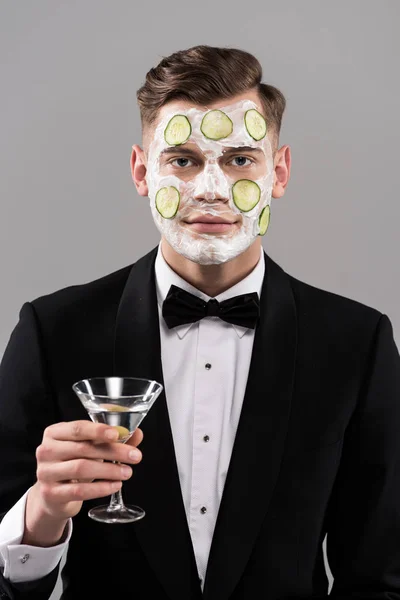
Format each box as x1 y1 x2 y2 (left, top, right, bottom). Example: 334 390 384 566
156 88 264 124
148 94 272 160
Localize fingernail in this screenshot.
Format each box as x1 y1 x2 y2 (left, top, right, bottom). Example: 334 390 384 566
121 466 132 478
105 428 118 440
129 449 141 461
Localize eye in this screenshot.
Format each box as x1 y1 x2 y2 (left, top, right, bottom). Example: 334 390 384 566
229 156 253 167
170 157 195 168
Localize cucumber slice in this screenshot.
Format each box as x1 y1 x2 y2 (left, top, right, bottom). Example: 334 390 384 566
258 205 270 235
155 186 180 219
244 109 267 141
164 115 191 146
232 179 261 212
200 109 233 140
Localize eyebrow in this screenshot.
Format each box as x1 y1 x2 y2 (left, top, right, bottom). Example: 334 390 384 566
222 146 264 155
160 147 201 158
159 145 264 158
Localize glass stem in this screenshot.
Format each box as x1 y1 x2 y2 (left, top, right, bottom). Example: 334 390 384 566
108 461 125 511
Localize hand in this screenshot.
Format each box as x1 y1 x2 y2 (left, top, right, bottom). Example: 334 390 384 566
23 420 143 546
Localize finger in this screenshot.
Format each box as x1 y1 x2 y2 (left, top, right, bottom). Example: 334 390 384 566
46 480 123 503
70 458 104 484
37 459 132 484
127 428 144 448
37 439 141 465
44 421 119 443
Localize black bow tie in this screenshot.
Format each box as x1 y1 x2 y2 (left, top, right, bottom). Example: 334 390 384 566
162 284 260 330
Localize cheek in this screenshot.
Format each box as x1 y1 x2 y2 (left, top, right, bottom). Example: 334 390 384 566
237 176 273 225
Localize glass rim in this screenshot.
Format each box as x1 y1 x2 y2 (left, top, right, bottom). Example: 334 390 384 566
71 376 163 397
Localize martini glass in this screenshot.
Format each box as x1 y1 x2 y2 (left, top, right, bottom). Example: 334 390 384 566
72 376 163 524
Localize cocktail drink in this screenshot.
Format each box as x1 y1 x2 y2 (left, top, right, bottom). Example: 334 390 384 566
72 377 163 523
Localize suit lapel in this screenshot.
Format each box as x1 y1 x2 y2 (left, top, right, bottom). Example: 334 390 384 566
203 252 298 600
113 247 202 600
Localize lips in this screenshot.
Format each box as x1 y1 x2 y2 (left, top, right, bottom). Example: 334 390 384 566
185 216 237 225
183 215 238 234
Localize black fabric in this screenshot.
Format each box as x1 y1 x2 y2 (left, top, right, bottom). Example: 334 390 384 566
162 284 260 329
0 245 399 600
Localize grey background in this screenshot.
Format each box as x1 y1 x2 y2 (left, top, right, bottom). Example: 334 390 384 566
0 1 399 598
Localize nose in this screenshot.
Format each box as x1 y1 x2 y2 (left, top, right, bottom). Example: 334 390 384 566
193 161 231 202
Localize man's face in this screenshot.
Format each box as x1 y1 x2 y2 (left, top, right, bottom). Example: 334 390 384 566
144 90 275 265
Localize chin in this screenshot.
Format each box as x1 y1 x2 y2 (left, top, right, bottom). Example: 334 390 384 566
165 225 257 266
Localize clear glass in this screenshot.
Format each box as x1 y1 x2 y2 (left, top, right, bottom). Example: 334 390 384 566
72 376 163 524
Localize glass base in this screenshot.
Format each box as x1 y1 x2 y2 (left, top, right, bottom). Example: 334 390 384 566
88 504 145 524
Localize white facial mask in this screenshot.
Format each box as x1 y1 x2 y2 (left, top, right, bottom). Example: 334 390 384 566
146 99 274 265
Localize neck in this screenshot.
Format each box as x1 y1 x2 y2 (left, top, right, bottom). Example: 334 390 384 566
160 238 262 297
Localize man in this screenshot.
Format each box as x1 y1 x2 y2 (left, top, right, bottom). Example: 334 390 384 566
0 44 399 600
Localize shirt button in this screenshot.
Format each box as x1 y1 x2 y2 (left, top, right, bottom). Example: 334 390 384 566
20 554 30 564
200 506 207 514
203 435 210 442
205 363 212 370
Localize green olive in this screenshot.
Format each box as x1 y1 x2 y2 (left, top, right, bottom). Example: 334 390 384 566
99 403 128 412
113 425 130 440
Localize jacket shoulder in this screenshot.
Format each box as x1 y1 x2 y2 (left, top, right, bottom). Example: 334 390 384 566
287 271 383 333
25 244 159 328
29 263 133 322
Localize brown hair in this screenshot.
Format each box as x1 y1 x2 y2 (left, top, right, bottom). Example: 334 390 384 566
136 45 286 149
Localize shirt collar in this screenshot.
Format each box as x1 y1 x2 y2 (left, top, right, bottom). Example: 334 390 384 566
155 242 265 339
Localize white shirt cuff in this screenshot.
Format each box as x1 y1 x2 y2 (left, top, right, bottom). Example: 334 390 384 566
0 487 72 583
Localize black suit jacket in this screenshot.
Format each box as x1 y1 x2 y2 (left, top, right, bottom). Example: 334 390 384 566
0 246 400 600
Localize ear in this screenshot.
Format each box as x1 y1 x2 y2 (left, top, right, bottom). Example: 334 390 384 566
272 144 291 199
130 145 148 197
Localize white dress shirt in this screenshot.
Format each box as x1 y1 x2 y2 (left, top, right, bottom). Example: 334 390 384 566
0 243 264 586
